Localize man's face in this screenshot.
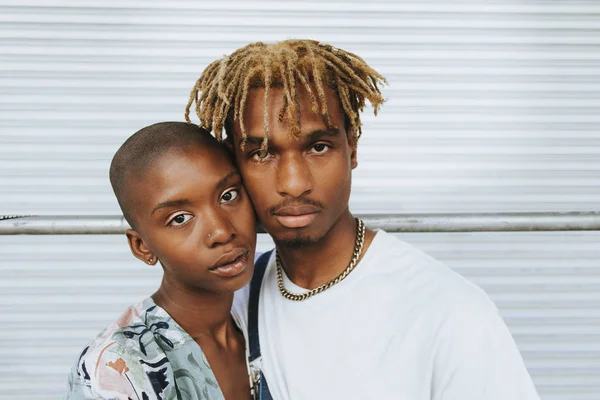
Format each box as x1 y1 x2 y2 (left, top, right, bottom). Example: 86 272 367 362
231 86 358 246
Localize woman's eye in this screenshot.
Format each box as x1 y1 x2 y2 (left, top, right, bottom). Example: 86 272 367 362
220 188 239 203
169 214 192 226
311 143 329 154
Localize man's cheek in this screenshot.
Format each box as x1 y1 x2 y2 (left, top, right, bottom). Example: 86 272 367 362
247 190 269 211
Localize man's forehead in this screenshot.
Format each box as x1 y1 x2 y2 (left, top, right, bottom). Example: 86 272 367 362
245 85 339 108
238 86 343 134
234 119 340 146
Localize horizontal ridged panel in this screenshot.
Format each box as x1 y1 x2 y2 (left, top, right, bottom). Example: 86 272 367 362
2 233 600 399
1 2 599 399
2 3 600 214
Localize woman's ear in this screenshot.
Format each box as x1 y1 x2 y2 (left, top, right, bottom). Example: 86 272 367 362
126 229 157 265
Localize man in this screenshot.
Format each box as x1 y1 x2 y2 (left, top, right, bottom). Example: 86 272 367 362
185 40 540 400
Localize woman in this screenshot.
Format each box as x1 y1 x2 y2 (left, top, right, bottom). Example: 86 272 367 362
66 122 256 400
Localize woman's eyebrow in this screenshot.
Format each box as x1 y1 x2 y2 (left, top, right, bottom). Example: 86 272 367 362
215 170 240 190
151 199 191 216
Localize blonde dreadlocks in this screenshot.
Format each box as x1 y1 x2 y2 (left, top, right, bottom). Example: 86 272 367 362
185 40 387 154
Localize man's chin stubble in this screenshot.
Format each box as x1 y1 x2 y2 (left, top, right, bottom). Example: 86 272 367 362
274 233 323 249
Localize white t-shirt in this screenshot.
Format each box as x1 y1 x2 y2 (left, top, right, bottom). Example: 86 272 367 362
232 230 540 400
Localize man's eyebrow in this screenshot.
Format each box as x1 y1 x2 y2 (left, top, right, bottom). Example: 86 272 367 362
240 136 265 149
306 128 341 143
241 128 340 149
151 199 191 216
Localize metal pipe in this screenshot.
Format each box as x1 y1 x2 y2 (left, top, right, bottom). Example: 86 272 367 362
1 212 599 235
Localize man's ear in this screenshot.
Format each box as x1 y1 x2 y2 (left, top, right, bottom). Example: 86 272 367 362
350 140 358 170
126 229 157 265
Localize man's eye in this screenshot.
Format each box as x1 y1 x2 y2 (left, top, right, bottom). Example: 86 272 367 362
250 150 272 161
311 143 330 154
169 214 193 226
220 188 239 204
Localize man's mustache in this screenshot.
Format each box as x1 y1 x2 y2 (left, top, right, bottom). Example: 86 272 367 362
267 198 325 215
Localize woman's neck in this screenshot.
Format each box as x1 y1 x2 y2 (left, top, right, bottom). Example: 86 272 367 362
152 279 236 348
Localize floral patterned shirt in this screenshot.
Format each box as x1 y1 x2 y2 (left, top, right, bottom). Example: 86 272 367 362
65 297 226 400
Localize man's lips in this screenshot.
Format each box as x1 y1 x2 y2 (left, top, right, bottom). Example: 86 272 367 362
273 205 321 216
273 205 320 228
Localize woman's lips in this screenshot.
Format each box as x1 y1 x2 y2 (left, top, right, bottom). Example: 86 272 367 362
210 249 249 277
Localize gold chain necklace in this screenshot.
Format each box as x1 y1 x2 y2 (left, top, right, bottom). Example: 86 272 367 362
276 218 366 301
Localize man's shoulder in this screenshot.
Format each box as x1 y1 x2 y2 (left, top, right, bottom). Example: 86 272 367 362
369 230 497 316
366 230 453 278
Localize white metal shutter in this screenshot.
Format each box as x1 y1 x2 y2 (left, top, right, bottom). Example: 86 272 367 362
0 1 599 399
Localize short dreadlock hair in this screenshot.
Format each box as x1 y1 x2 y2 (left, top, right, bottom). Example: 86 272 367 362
185 39 387 154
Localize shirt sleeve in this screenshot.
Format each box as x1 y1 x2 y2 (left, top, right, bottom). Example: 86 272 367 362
65 342 157 400
433 310 541 400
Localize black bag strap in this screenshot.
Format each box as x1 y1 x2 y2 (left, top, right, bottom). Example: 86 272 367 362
249 250 273 362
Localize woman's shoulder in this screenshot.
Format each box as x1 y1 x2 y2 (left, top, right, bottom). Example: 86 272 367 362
66 298 223 400
66 298 170 399
80 298 155 357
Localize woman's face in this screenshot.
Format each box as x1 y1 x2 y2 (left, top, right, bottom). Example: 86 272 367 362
127 147 257 295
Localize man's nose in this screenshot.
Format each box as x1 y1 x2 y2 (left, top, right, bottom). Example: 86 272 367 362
276 153 313 198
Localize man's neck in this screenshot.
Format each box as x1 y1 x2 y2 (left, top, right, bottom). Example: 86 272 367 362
152 279 236 348
276 211 375 290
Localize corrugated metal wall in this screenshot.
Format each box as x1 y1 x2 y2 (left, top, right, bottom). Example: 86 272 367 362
0 1 599 399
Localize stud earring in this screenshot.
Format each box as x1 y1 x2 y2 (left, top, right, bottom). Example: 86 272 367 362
147 258 153 265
